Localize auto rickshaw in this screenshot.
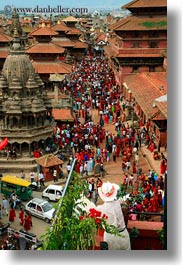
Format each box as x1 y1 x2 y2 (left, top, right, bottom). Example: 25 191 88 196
0 175 33 201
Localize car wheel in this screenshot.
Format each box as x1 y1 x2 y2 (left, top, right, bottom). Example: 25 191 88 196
45 218 50 223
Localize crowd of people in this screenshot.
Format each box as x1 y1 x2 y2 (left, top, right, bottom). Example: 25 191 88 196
0 55 166 234
39 55 167 216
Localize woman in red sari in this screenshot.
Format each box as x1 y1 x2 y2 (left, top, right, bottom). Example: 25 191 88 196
19 207 25 225
9 207 16 222
160 159 167 174
24 214 32 231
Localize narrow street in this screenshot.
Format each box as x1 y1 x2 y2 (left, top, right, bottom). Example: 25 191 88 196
0 55 167 244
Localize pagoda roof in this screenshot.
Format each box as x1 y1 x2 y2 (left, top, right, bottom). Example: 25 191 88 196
52 109 74 121
25 42 65 54
122 0 167 9
116 53 162 58
124 72 167 119
0 32 13 42
72 40 88 49
62 16 79 22
29 26 58 36
0 49 10 58
32 60 72 74
36 153 64 168
51 22 70 32
96 33 106 42
110 16 167 31
66 27 82 35
52 38 75 47
104 45 118 58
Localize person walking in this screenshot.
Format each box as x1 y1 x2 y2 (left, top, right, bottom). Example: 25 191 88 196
9 207 16 222
53 168 58 182
20 170 25 179
2 196 8 216
30 170 35 183
38 171 45 187
19 207 25 225
24 214 31 231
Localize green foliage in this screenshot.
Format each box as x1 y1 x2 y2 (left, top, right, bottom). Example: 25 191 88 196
116 183 127 199
40 172 121 250
139 21 167 28
157 227 164 246
127 194 143 206
129 227 140 242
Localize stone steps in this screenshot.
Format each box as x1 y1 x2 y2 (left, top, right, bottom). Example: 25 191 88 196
0 157 37 173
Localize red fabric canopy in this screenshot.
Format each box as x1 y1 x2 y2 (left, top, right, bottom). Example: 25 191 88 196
0 138 8 150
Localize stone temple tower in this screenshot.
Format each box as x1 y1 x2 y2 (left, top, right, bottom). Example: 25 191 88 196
0 29 55 165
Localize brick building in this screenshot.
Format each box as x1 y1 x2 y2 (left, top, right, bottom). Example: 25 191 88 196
105 0 167 85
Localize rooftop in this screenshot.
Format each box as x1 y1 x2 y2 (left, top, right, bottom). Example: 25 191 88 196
122 0 167 9
51 22 70 32
110 16 167 31
124 72 167 119
29 26 58 37
52 109 74 121
0 32 13 42
32 60 72 74
25 42 65 54
62 16 79 23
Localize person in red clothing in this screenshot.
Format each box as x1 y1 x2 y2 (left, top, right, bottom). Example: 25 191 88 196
24 214 32 231
19 207 25 225
9 207 16 222
160 159 167 174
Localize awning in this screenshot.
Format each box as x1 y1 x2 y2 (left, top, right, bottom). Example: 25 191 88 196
155 94 167 102
52 109 74 121
0 137 8 150
36 154 64 168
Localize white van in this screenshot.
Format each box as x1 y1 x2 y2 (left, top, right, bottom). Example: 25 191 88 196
42 184 63 202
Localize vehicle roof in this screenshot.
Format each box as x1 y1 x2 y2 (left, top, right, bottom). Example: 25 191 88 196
29 198 50 205
1 175 31 187
45 184 63 190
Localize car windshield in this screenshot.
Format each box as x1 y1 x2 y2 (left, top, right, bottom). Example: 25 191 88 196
42 202 53 212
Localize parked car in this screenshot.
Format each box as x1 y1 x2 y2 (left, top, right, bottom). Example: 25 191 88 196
42 184 63 202
25 198 55 223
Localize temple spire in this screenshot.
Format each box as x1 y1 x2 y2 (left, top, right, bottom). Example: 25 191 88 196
10 7 23 37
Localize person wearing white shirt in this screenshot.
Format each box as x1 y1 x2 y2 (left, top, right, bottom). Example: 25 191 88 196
96 182 131 250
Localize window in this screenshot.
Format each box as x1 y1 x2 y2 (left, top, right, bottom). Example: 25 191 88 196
149 41 158 48
37 205 42 212
28 202 36 209
132 66 139 73
132 43 140 48
150 31 159 38
149 66 155 72
133 32 139 38
42 203 52 212
48 189 55 195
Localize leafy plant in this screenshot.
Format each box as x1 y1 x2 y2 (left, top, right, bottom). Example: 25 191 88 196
157 227 164 246
129 227 140 243
138 21 167 28
116 183 127 199
40 172 121 250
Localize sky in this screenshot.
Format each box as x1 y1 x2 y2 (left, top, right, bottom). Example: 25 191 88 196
0 0 130 11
